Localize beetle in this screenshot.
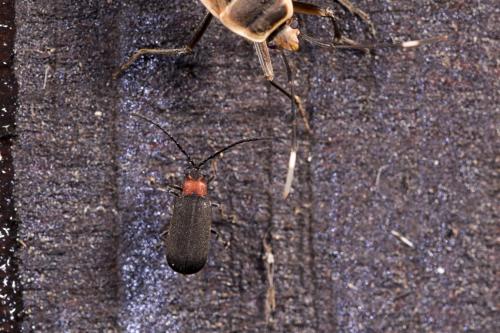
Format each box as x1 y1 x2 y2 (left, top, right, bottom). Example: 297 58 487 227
116 1 444 198
132 113 273 275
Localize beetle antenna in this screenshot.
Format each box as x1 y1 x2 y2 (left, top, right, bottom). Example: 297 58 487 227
281 51 297 199
301 33 448 51
131 113 196 168
197 137 275 168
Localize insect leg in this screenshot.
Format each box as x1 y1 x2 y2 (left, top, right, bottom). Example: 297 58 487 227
254 42 275 81
160 229 168 241
254 44 307 197
148 179 182 197
211 202 239 226
279 52 298 199
254 42 310 133
332 0 375 36
205 159 218 184
294 2 446 51
113 12 213 78
293 1 370 51
146 174 183 194
211 229 230 249
301 33 447 52
268 81 310 134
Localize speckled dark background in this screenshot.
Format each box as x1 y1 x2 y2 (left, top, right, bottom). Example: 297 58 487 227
11 0 498 332
1 0 22 331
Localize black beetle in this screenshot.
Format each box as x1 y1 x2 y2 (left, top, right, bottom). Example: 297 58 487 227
133 113 272 274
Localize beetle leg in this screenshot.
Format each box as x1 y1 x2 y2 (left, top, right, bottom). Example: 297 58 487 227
279 52 298 199
166 183 183 192
211 229 230 249
268 80 310 134
255 44 302 198
301 33 448 52
293 2 446 51
207 159 218 184
294 1 375 37
254 46 303 198
255 42 310 133
293 1 370 52
146 175 182 196
254 42 275 81
157 227 169 253
153 184 182 197
332 0 376 36
211 202 239 226
254 41 311 132
300 32 370 52
159 229 168 241
113 12 213 78
147 176 182 196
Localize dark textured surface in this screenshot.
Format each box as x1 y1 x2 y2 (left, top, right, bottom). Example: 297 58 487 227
14 0 498 332
15 0 121 331
0 0 22 331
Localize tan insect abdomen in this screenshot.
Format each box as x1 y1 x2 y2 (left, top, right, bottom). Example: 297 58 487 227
201 0 293 42
200 0 232 16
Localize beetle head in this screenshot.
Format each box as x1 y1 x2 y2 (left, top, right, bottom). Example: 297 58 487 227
185 168 204 181
272 24 300 51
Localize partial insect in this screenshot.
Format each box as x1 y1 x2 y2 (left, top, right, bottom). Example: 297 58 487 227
133 113 272 275
115 1 445 198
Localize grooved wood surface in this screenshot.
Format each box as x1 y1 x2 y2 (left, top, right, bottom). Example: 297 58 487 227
15 0 498 332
